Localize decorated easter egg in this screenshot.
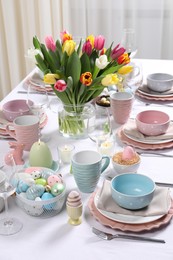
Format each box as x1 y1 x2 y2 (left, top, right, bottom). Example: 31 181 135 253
24 197 43 216
41 170 53 180
41 192 55 210
47 175 62 187
30 170 42 180
66 191 82 207
26 184 45 200
51 183 65 196
17 180 29 193
35 178 47 186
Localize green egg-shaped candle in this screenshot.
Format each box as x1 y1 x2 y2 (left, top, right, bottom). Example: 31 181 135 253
29 141 53 168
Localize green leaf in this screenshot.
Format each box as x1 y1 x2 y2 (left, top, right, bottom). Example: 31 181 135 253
35 54 48 73
40 44 57 72
80 53 91 73
66 51 81 88
105 42 113 60
56 39 63 60
102 64 122 75
33 36 41 49
90 50 99 72
49 50 60 68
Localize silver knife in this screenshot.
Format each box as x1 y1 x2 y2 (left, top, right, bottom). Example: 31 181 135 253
17 90 56 96
137 151 173 158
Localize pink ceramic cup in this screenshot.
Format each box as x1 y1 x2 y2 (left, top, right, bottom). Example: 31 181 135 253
110 92 134 124
6 115 39 151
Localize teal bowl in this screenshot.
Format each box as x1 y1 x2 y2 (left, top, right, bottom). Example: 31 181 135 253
111 173 155 210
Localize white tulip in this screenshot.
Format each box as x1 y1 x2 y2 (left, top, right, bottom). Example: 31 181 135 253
95 54 109 69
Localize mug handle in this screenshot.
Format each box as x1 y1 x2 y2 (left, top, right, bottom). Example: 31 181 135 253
101 156 110 173
6 124 17 140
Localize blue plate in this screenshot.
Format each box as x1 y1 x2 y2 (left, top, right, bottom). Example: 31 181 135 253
24 160 59 172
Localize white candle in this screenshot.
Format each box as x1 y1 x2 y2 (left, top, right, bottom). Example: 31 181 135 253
58 144 75 164
98 141 114 156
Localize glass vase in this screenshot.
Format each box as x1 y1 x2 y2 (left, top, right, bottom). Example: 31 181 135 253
58 103 95 139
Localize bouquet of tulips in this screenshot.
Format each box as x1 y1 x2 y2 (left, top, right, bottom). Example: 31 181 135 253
31 30 132 137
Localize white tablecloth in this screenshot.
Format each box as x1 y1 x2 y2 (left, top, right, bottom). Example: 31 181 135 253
0 59 173 260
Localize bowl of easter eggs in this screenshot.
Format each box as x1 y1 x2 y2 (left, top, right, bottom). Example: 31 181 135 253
13 167 66 217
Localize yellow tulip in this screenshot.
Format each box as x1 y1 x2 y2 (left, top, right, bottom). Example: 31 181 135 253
101 74 119 86
118 66 133 75
62 40 76 56
44 73 59 84
86 35 95 48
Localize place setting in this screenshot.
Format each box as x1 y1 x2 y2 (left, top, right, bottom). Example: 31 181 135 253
135 73 173 101
117 109 173 150
88 175 173 233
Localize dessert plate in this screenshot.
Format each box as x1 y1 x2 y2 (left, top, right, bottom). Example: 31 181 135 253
94 190 165 224
122 127 173 145
29 72 52 89
117 127 173 150
88 192 173 232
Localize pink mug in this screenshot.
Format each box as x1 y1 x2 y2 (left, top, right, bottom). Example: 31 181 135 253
110 92 134 124
6 115 39 151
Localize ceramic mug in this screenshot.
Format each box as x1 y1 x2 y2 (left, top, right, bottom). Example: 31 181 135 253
6 115 39 151
110 92 134 124
71 150 110 193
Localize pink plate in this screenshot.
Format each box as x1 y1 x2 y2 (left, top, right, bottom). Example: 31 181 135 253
88 192 173 232
135 90 173 101
117 127 173 150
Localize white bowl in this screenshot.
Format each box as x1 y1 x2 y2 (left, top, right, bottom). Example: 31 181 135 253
112 153 141 174
147 73 173 92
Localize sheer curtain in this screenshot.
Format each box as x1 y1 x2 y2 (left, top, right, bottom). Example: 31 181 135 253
0 0 173 100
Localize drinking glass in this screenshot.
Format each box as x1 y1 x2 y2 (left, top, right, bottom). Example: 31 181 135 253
27 84 49 141
0 156 23 235
87 108 112 153
120 28 137 58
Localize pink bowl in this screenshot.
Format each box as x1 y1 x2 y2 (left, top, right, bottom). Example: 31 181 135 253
2 99 31 122
136 110 170 136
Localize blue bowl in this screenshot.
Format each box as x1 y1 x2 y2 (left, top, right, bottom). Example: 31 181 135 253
111 173 155 210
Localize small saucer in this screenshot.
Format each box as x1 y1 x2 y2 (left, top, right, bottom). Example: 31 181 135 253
24 160 59 172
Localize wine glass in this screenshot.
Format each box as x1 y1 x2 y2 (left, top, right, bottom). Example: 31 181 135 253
120 28 137 58
0 155 23 235
87 108 113 155
27 84 49 141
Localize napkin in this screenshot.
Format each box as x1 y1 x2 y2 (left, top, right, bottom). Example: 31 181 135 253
138 84 173 95
97 179 171 217
123 119 173 141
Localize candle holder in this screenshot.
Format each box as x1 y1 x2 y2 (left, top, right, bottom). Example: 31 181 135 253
97 138 114 157
57 144 75 165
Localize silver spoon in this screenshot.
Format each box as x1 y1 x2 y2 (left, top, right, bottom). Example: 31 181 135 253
92 227 165 243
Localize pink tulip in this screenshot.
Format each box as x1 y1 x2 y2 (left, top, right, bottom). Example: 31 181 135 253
94 35 105 50
45 36 56 52
82 40 92 56
54 80 67 92
111 44 125 60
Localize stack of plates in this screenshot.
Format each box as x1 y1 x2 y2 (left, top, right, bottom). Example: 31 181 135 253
135 84 173 101
26 72 53 92
88 190 173 232
117 119 173 150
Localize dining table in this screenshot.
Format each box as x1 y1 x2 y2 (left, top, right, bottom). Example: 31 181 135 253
0 58 173 260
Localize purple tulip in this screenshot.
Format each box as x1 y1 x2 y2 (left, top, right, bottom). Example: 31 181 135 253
111 44 125 60
82 40 92 56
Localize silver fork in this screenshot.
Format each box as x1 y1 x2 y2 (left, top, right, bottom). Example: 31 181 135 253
92 227 165 243
137 151 173 158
